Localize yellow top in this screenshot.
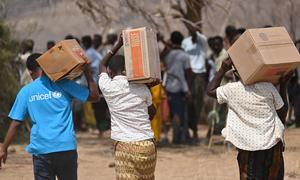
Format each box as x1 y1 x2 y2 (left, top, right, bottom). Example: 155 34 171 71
150 84 166 104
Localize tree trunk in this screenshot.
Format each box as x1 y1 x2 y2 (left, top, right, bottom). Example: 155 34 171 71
184 0 204 30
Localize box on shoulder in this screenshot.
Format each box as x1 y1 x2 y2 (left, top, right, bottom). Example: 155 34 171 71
122 27 161 83
37 39 88 82
228 26 300 85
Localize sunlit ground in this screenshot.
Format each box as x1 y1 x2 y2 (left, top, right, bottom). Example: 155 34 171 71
1 126 300 180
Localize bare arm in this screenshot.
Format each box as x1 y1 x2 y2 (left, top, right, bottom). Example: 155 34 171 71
207 58 233 98
99 34 123 73
84 66 100 102
276 72 293 124
148 104 157 121
185 68 193 91
160 45 171 61
0 121 22 169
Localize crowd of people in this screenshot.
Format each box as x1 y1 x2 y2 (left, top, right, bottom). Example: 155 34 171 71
1 24 300 180
11 24 300 146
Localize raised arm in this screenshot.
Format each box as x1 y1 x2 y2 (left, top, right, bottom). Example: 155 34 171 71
84 66 100 102
207 58 232 98
99 34 123 73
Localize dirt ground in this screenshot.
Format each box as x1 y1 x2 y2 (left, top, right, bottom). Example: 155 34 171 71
1 126 300 180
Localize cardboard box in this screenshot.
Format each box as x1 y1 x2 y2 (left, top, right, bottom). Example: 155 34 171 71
123 27 161 83
37 39 88 82
228 27 300 85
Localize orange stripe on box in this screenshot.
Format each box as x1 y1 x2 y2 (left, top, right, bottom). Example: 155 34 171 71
130 31 144 78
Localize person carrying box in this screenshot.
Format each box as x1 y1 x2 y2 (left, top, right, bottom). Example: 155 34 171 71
0 53 100 180
207 56 292 180
98 33 158 180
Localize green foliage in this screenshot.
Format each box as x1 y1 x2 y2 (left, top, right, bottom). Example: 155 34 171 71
0 22 25 142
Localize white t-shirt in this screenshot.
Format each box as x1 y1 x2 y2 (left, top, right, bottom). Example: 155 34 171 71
217 81 285 151
182 32 208 74
98 73 154 142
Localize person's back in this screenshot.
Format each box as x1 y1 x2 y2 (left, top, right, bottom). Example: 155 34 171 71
217 81 284 150
99 73 154 141
1 53 100 180
12 75 88 154
98 36 157 179
207 58 291 180
165 49 190 93
164 31 191 144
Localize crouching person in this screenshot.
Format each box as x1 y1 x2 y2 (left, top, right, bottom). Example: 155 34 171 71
207 58 292 180
0 53 100 180
99 34 157 180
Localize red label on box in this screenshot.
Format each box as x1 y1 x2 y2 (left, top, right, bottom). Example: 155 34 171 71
130 31 144 78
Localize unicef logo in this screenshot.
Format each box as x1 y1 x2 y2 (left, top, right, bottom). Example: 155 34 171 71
52 91 62 98
29 91 62 102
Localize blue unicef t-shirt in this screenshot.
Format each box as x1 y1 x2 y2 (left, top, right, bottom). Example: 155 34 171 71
8 75 89 155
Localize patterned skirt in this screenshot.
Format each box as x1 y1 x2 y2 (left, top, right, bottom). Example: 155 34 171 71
115 139 157 180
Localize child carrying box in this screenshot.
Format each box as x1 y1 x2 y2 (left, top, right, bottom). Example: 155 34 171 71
207 31 293 180
98 33 159 180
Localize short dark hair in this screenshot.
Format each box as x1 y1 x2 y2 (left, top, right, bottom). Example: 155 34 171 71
47 41 55 50
170 31 184 45
106 34 118 45
237 28 246 34
81 35 92 49
26 53 42 72
93 34 102 48
225 25 237 38
94 34 102 42
64 35 80 44
22 39 34 52
207 37 215 48
64 34 74 40
108 55 125 73
229 34 241 45
213 36 223 44
264 25 272 28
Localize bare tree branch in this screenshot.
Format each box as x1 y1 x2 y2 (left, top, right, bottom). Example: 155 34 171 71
0 0 8 19
124 0 160 30
75 0 113 25
171 0 186 17
157 9 171 33
288 0 296 40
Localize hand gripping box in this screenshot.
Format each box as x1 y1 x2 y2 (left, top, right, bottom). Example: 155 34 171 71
37 39 89 82
122 27 161 83
228 27 300 85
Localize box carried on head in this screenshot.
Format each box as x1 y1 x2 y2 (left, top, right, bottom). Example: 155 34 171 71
228 26 300 85
122 27 161 83
37 39 88 82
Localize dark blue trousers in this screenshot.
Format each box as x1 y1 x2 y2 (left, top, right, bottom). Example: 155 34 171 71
167 92 189 144
33 150 77 180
